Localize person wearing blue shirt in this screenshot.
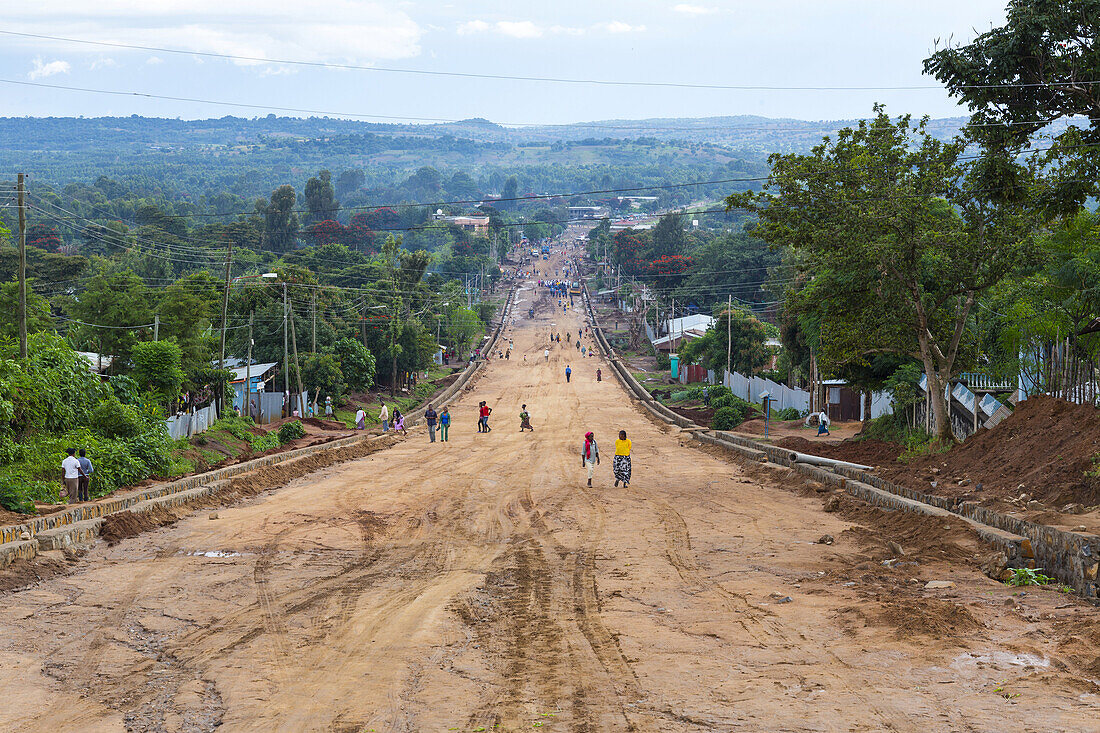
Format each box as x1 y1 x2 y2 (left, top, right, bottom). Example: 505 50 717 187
565 365 572 383
439 407 451 442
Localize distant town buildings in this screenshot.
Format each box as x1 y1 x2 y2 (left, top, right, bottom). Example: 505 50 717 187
432 210 491 234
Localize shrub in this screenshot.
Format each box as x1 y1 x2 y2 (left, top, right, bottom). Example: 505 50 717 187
91 398 144 439
711 394 736 411
709 385 732 401
711 406 743 431
0 476 36 514
278 420 306 443
774 407 803 421
655 352 670 370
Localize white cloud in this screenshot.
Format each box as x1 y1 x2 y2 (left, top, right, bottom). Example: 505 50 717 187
494 21 543 39
7 2 423 64
602 21 646 33
28 57 70 80
457 20 490 35
458 19 645 38
145 56 164 65
550 25 587 36
673 4 718 15
89 57 118 71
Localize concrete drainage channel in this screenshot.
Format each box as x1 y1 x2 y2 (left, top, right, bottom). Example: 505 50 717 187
582 286 1100 600
0 288 518 572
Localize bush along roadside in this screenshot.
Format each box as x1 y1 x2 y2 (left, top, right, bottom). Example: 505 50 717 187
0 334 171 513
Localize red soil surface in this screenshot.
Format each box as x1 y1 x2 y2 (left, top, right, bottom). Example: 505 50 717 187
779 396 1100 510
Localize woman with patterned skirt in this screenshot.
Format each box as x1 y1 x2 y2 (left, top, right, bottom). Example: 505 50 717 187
613 430 632 488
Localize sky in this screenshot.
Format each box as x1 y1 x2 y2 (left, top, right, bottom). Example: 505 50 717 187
0 1 1010 125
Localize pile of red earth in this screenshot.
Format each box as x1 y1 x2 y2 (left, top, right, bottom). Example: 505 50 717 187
776 436 904 467
882 396 1100 508
778 396 1100 509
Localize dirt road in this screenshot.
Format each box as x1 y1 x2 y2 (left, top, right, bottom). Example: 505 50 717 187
1 256 1098 731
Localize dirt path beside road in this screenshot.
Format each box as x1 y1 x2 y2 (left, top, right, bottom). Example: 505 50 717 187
1 254 1097 731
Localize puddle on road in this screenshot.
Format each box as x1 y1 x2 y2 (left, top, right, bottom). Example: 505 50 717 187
951 651 1050 672
182 550 249 558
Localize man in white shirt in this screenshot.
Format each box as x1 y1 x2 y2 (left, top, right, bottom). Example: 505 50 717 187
61 448 81 503
379 402 390 432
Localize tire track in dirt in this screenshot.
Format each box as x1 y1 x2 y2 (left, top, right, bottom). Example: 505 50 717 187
639 489 910 730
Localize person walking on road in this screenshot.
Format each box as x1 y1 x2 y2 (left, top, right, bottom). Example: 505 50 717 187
565 365 572 383
580 432 600 487
425 404 438 443
77 448 94 502
544 349 550 362
478 401 493 432
816 410 831 436
439 407 451 442
613 430 632 488
355 407 367 430
596 368 602 382
379 402 390 432
519 404 534 432
393 408 408 436
62 448 81 504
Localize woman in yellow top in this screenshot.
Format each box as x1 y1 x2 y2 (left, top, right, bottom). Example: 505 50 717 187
613 430 632 488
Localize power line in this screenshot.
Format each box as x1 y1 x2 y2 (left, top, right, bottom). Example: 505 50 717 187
6 29 1100 93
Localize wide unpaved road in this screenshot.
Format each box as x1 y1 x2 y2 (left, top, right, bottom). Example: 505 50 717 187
2 270 1098 731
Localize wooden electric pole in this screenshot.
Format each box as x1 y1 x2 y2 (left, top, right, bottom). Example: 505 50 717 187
288 297 305 415
218 239 234 372
244 312 253 421
17 173 26 359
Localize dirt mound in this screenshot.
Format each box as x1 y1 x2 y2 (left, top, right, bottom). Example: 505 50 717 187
776 437 904 467
883 396 1100 507
101 507 177 545
666 404 712 426
877 597 982 640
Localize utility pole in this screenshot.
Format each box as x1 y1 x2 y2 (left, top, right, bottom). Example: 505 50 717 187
244 311 253 421
311 290 317 353
17 172 26 359
154 314 159 341
218 239 234 372
288 297 305 416
283 282 289 414
361 297 368 348
726 294 732 383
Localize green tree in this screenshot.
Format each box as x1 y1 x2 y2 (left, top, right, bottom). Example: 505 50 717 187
263 185 299 253
334 337 376 392
304 170 338 225
298 352 345 403
0 280 53 339
924 0 1100 214
67 270 153 369
500 176 519 211
679 308 768 376
446 306 482 357
131 340 185 408
650 214 688 259
729 108 1034 441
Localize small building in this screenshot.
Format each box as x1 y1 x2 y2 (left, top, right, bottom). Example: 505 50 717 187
567 206 608 220
77 351 115 376
432 210 490 234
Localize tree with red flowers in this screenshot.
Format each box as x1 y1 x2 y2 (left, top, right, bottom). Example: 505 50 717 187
304 220 347 246
27 223 62 252
347 213 377 253
650 254 693 287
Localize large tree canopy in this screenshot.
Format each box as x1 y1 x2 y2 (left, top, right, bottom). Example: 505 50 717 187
924 0 1100 213
729 107 1035 441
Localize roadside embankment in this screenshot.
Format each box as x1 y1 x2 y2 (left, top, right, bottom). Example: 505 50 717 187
581 284 1100 600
